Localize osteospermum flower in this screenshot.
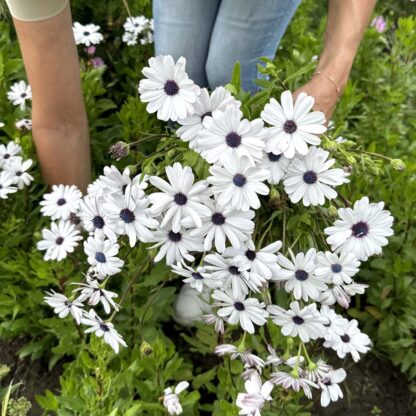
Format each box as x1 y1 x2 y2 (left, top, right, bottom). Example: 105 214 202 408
185 199 255 253
270 371 317 399
81 309 127 353
104 185 159 247
324 197 394 261
259 150 291 185
0 171 17 199
44 291 84 324
283 147 350 206
268 301 326 342
318 284 352 309
37 220 82 261
122 31 138 46
208 154 269 211
40 184 82 220
261 91 326 159
138 55 200 121
84 236 124 277
149 162 211 232
315 251 360 285
304 359 333 383
15 118 32 131
4 157 33 189
7 80 32 110
198 106 267 165
74 279 119 314
318 368 347 407
212 289 268 334
215 344 265 369
320 305 349 340
272 249 327 301
236 372 273 415
202 313 225 334
0 141 21 167
123 15 149 35
171 263 221 293
73 22 104 46
163 381 189 415
177 87 240 149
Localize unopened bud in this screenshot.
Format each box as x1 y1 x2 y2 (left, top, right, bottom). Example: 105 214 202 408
327 205 339 217
143 164 153 175
125 164 137 176
140 341 153 357
108 141 130 161
326 140 338 151
391 158 405 172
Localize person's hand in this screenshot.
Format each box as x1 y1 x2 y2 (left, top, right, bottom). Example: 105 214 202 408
293 74 340 124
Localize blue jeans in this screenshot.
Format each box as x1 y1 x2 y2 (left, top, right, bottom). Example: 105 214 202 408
153 0 301 93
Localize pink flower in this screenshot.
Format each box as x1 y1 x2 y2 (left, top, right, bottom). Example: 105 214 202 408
90 57 105 68
85 45 96 55
371 16 387 33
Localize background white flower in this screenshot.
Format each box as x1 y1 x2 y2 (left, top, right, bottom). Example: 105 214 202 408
73 22 104 46
7 80 32 110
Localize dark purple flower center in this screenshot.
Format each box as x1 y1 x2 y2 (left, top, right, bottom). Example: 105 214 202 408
303 171 318 184
225 132 241 148
292 315 304 325
164 80 179 96
341 334 350 343
267 152 282 162
55 236 64 245
212 212 225 225
95 252 106 263
192 272 204 280
174 192 187 205
295 269 308 281
21 93 27 98
120 208 135 223
228 266 240 275
351 221 369 238
16 171 22 176
283 120 297 134
233 174 246 187
57 198 66 206
234 301 245 311
201 111 212 121
83 31 90 36
168 231 182 242
245 250 256 261
331 263 342 273
93 215 105 229
100 323 110 332
3 154 10 159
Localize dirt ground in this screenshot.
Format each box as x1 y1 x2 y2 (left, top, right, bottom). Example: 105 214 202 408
1 338 415 416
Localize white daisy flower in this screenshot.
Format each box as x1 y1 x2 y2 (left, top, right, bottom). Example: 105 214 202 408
104 185 158 247
267 301 326 342
259 150 291 185
204 253 255 298
236 372 273 416
325 197 394 261
272 249 327 301
73 22 103 46
15 118 32 131
148 162 211 232
44 290 84 324
270 371 317 399
202 313 225 334
122 31 138 46
177 87 240 150
81 309 127 353
123 15 148 35
150 226 203 265
84 236 124 277
324 319 371 362
74 280 119 314
171 263 221 293
283 147 350 206
343 281 368 297
261 90 327 159
315 251 360 285
208 154 269 211
0 171 17 199
214 344 265 370
320 305 348 340
212 289 268 334
304 359 333 382
198 106 266 166
140 31 153 45
79 196 117 241
138 55 200 121
40 184 82 220
318 285 352 309
0 141 22 167
226 240 282 282
265 345 284 368
37 220 82 261
163 381 189 415
4 156 33 189
7 81 32 110
185 198 255 253
318 368 347 407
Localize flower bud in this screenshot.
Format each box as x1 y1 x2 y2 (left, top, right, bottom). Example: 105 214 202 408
391 158 405 172
108 141 130 161
327 205 339 217
140 341 153 357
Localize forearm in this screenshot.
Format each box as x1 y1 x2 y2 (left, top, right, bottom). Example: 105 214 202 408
13 4 91 192
316 0 377 91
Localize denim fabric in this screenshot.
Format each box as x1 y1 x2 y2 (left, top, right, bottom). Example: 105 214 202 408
153 0 301 92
